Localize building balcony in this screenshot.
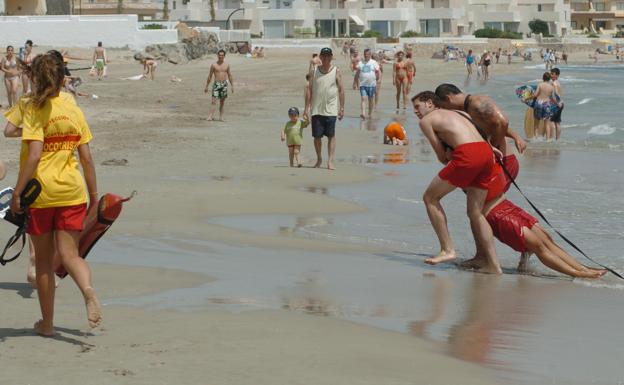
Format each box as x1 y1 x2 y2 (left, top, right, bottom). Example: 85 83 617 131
467 0 511 4
516 0 558 4
364 8 411 20
257 7 309 19
418 7 464 19
480 11 521 22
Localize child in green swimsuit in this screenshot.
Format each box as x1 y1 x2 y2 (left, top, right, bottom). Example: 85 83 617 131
281 107 309 167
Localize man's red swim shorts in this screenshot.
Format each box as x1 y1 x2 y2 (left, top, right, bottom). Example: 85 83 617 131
438 141 496 190
486 199 537 253
502 154 519 192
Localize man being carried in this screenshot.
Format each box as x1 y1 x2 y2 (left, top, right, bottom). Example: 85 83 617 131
304 47 345 170
413 91 503 274
352 48 379 120
204 49 234 122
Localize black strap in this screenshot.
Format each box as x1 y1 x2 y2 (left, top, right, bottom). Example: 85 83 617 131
499 161 624 280
0 179 42 265
463 94 471 112
453 110 488 140
0 222 27 266
451 111 622 279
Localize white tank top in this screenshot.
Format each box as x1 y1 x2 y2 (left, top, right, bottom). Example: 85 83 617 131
311 66 338 117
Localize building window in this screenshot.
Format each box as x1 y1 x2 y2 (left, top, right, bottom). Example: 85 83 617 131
537 4 542 11
571 20 577 29
442 19 450 33
617 2 624 10
593 2 606 11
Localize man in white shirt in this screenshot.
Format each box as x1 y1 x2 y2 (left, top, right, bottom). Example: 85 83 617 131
352 48 380 119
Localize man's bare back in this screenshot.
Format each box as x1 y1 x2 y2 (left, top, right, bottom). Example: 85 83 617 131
94 47 104 59
464 94 508 146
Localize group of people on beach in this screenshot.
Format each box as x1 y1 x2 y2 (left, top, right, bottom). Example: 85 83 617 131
286 45 606 280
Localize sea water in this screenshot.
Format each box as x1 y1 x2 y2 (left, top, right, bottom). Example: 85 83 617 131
93 63 624 384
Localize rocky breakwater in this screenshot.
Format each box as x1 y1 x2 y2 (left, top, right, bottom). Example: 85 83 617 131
136 26 250 64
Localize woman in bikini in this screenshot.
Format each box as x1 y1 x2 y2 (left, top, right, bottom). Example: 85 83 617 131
393 51 409 110
405 51 416 94
21 40 35 95
1 46 21 107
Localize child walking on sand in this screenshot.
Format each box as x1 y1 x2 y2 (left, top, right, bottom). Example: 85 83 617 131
4 50 102 336
281 107 308 167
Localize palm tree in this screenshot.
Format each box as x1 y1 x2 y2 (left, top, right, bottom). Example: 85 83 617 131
163 0 169 19
117 0 123 14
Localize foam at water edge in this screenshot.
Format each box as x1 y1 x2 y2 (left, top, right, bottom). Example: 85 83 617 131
587 124 618 136
577 98 593 105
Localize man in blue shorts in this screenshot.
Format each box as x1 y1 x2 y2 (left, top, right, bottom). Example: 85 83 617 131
353 48 379 120
304 47 345 170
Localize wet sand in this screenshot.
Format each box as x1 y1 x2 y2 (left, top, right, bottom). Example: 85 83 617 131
0 47 621 384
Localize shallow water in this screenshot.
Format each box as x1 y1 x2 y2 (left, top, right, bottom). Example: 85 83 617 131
93 63 624 384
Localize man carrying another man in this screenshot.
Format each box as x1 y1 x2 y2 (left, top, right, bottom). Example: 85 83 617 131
413 91 504 274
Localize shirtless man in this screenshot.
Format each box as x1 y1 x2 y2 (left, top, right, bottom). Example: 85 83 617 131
413 91 502 274
434 83 526 154
204 49 234 122
550 68 563 140
92 41 107 81
433 83 527 269
533 72 557 140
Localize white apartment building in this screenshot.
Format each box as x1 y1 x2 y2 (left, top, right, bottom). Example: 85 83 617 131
569 0 624 33
170 0 572 37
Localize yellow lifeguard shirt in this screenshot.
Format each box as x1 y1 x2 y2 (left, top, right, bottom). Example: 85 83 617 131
4 93 92 208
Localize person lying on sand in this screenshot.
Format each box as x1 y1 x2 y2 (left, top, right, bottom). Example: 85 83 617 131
479 191 607 279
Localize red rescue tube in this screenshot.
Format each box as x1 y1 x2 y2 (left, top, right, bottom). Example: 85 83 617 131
55 191 135 278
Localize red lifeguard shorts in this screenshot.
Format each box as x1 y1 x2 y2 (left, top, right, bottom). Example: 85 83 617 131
484 154 520 202
439 142 496 190
502 154 519 192
486 199 538 253
27 204 87 236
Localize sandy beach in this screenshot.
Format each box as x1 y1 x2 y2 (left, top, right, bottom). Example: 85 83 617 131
0 46 623 384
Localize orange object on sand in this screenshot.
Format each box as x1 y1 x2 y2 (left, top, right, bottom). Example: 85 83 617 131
384 122 406 140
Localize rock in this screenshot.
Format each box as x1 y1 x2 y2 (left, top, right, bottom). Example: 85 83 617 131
136 30 249 64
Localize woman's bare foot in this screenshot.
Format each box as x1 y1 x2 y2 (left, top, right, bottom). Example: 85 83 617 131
328 162 335 170
425 250 456 265
34 319 55 337
313 159 322 168
84 287 102 329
